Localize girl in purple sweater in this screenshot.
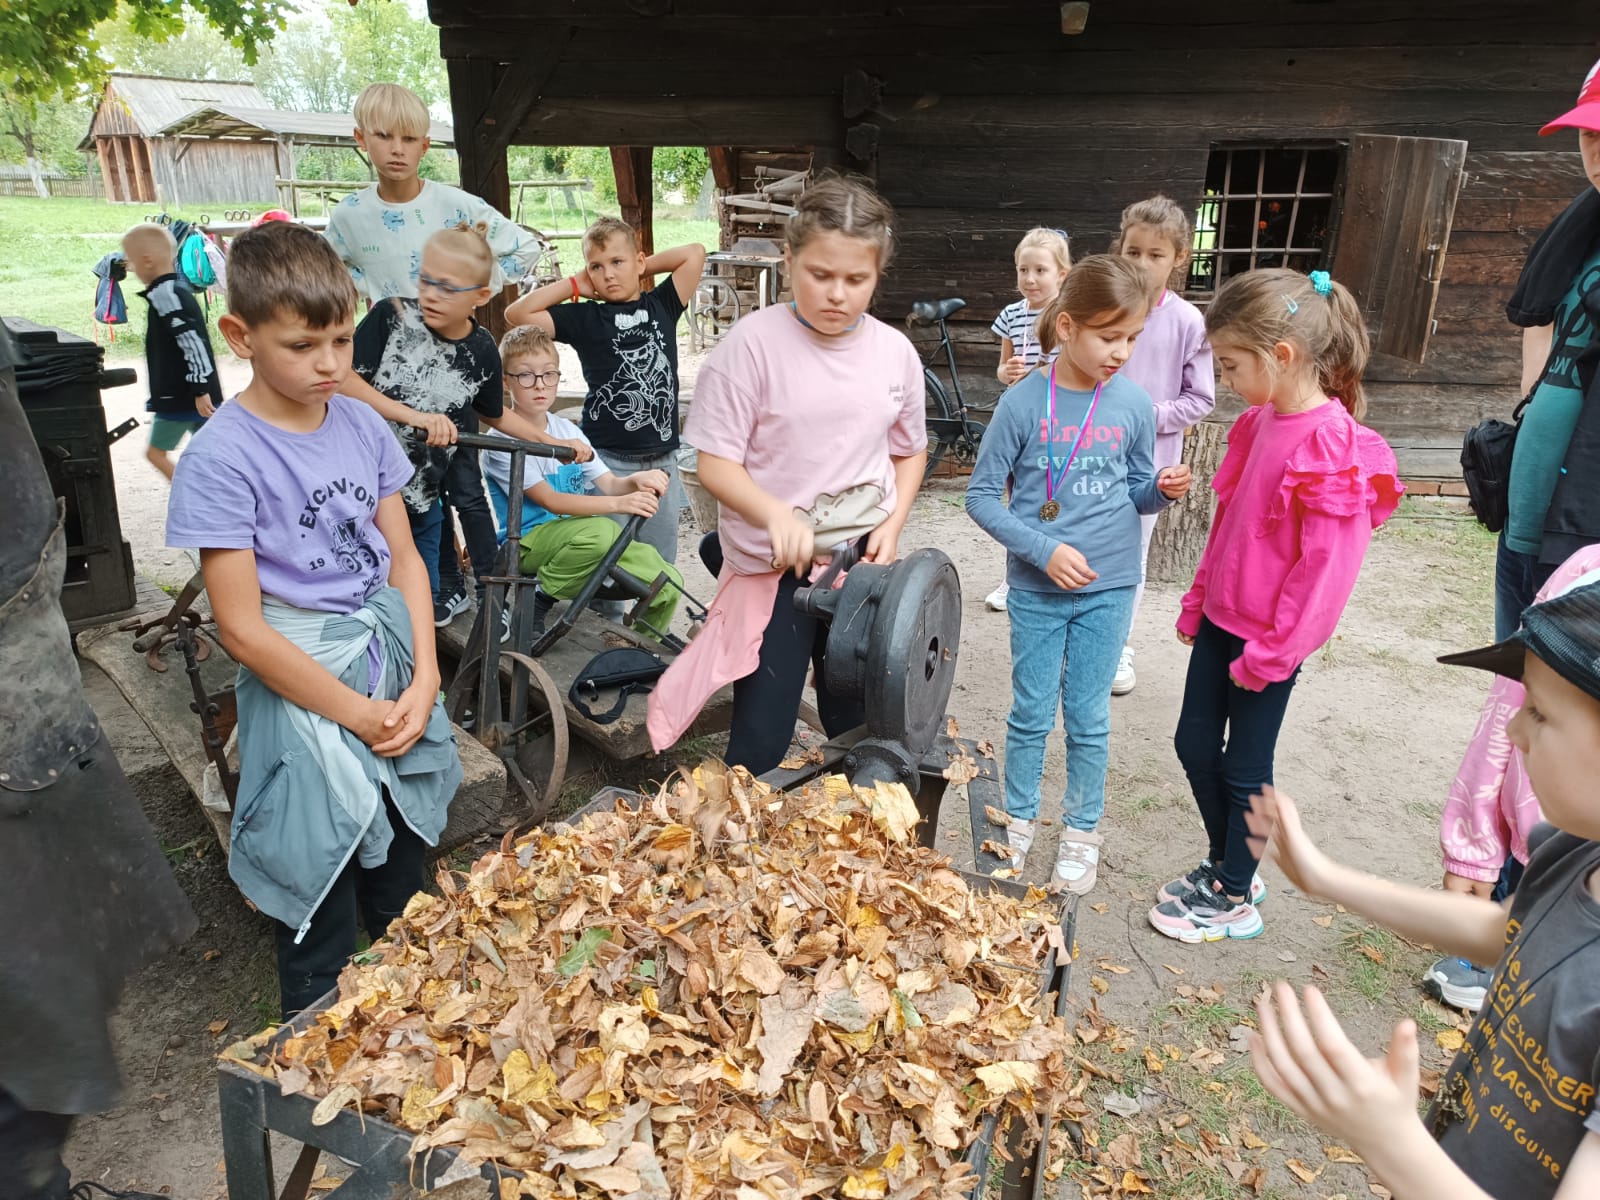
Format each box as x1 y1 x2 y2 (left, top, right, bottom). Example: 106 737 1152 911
1150 268 1402 945
1109 196 1215 694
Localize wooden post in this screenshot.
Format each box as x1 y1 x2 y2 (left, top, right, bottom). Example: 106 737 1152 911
708 146 737 192
1146 420 1228 585
447 57 516 335
611 145 655 261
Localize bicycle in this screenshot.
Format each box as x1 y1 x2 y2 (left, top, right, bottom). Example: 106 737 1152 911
908 297 989 481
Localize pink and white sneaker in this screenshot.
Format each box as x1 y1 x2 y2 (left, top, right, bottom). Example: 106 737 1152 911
1148 891 1264 943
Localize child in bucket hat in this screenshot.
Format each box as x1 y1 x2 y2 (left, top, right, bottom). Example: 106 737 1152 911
1237 582 1600 1200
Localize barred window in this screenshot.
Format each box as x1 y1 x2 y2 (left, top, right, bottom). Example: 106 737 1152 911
1188 145 1344 295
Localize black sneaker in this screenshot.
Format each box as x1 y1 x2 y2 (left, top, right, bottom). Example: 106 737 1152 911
434 585 469 627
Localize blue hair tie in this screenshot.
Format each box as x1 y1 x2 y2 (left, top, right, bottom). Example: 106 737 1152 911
1309 269 1333 297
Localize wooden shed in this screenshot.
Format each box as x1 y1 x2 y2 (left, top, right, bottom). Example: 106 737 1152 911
79 73 281 206
430 1 1596 480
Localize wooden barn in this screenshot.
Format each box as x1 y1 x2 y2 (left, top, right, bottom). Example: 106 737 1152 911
428 1 1596 482
79 73 282 206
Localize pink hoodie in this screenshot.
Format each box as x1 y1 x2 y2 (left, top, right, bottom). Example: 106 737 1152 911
1439 544 1600 880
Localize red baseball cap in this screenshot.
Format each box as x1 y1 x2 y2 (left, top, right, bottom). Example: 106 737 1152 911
1541 56 1600 135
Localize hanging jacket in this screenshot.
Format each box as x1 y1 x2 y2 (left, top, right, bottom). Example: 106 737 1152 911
229 587 461 941
91 252 127 326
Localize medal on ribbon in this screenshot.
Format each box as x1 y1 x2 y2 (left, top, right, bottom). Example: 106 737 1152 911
1039 362 1103 523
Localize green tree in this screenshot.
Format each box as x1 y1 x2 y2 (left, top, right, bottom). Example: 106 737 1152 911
3 0 290 102
0 92 92 190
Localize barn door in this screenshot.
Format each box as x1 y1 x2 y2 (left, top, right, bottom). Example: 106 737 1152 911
1332 133 1468 363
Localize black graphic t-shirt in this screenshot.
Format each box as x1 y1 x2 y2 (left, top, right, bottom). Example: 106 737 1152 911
353 298 503 514
1430 825 1600 1198
549 284 687 458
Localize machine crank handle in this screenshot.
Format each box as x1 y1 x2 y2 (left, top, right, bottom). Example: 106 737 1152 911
453 430 577 462
793 536 866 618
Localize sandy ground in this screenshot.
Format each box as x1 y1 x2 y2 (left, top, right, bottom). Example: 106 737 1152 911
68 344 1496 1196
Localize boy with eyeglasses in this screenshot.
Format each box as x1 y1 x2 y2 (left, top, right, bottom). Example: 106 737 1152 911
342 224 577 613
480 324 682 641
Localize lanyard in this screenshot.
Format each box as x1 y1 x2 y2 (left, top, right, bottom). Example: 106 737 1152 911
788 300 862 334
1044 361 1103 506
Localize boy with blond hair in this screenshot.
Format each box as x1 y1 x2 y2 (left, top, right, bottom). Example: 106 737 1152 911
507 216 705 564
165 221 460 1018
122 221 224 479
326 82 539 303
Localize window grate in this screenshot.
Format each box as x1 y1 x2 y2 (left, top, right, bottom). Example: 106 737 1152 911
1188 145 1344 295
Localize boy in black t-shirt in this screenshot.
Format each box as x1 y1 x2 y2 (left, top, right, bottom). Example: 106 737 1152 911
507 216 706 565
343 224 559 605
1240 582 1600 1199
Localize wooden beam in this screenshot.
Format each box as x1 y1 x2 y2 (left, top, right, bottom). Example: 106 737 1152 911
447 57 516 335
517 97 836 149
610 145 655 261
708 146 736 191
476 27 575 168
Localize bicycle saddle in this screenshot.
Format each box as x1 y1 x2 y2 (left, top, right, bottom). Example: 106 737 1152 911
911 297 966 322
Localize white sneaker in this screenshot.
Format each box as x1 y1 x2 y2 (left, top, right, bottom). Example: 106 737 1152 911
1053 829 1104 894
1006 818 1036 867
1111 646 1136 695
985 581 1009 612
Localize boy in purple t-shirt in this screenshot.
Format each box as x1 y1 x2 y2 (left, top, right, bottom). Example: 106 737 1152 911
166 222 459 1018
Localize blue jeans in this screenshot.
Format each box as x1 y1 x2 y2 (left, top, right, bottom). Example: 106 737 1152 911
409 500 445 597
1494 533 1556 642
1003 584 1135 830
1173 616 1300 898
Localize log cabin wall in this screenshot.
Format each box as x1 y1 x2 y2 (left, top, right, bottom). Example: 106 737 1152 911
430 0 1597 477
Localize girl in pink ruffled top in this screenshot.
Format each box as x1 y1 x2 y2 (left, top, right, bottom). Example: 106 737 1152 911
1148 267 1404 946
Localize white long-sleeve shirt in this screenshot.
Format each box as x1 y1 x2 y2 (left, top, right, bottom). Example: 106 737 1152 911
325 179 541 302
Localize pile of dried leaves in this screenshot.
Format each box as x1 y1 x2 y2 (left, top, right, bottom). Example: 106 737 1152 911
246 763 1070 1198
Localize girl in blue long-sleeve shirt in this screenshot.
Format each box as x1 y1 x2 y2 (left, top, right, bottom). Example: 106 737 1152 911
966 255 1191 894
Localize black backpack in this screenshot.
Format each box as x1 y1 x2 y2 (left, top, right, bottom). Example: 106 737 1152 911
1461 395 1530 534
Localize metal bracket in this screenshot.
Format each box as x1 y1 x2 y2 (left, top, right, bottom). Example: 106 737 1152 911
106 416 140 446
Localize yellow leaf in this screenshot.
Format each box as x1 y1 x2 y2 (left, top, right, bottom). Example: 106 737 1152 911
842 1169 888 1199
974 1061 1040 1096
1285 1158 1320 1184
1312 915 1334 929
207 1018 229 1037
310 1083 362 1126
503 1049 556 1106
1162 964 1185 975
1119 1170 1154 1194
1090 976 1110 995
1143 1046 1164 1074
1102 964 1131 975
598 1004 651 1055
399 1081 438 1127
868 781 920 843
983 805 1012 828
1325 1144 1365 1164
1240 1126 1268 1150
1436 1029 1466 1052
1090 902 1110 914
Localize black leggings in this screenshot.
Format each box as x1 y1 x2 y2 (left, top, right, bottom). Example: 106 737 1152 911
274 790 428 1019
437 446 501 600
701 533 865 775
1172 617 1300 899
0 1088 71 1200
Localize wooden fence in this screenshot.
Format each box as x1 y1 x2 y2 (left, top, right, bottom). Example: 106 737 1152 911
0 174 101 198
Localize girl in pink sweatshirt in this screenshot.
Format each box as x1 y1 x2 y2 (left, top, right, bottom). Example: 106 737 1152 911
1148 267 1403 945
1110 195 1216 695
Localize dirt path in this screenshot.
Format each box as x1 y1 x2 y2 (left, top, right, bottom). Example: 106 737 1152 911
70 376 1498 1195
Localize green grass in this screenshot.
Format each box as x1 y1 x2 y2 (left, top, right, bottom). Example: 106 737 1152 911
0 194 718 360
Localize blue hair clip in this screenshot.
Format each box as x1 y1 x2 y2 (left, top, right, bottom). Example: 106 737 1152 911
1309 269 1333 297
1053 228 1070 240
1283 295 1299 315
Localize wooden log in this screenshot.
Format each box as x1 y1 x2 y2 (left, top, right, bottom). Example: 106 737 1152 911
611 145 655 260
1146 421 1227 586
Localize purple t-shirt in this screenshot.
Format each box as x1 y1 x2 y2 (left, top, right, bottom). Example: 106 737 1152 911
166 395 413 613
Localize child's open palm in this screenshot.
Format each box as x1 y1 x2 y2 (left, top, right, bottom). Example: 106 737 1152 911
1244 785 1335 898
1251 983 1421 1157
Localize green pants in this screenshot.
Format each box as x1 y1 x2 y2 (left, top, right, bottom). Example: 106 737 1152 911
519 516 682 637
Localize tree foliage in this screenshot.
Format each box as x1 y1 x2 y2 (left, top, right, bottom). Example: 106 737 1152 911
2 0 291 102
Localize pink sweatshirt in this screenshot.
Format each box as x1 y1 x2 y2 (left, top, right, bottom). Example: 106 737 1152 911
1439 546 1600 880
1177 401 1403 690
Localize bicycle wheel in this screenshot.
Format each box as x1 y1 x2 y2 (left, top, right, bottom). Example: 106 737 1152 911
923 368 957 481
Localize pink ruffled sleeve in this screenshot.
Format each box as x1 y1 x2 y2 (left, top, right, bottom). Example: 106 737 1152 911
1439 680 1526 882
1230 416 1404 690
1177 406 1260 639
